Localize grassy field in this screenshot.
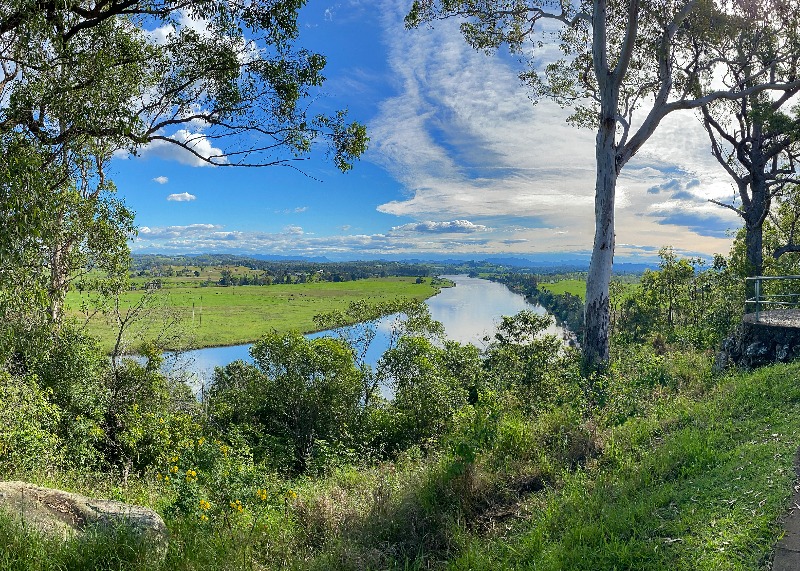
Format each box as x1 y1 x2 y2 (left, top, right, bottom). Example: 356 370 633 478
538 278 587 299
66 278 441 352
538 278 640 301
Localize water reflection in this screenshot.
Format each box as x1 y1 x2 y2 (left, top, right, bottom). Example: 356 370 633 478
164 275 566 391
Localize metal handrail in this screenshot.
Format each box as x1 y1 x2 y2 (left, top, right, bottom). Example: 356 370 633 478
745 275 800 322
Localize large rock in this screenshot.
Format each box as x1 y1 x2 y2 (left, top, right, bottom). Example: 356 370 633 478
0 481 167 556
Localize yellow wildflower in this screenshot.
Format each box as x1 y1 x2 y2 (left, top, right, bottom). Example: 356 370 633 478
198 437 205 446
229 500 244 512
170 465 179 474
257 488 268 501
199 499 211 511
199 514 208 522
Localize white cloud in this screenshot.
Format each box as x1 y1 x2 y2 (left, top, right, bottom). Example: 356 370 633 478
167 192 197 202
275 206 309 214
138 223 220 240
284 225 304 235
153 176 169 184
390 220 489 234
139 130 227 167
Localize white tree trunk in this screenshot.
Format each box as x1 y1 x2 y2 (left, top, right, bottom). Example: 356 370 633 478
583 118 617 371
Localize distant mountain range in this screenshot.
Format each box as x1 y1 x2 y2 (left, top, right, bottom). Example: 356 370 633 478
132 252 660 273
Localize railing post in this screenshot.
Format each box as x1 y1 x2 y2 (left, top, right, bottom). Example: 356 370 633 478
755 278 761 322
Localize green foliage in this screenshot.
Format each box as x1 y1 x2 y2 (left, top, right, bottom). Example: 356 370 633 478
614 248 742 349
0 371 62 471
482 310 576 410
378 336 470 452
209 331 364 473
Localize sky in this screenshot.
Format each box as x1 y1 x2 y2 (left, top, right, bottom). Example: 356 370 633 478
111 0 745 263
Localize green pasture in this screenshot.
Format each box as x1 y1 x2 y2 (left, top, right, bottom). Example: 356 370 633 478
538 279 640 301
66 278 440 352
538 278 587 299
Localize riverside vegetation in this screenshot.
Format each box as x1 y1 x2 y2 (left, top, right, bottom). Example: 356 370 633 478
4 247 800 570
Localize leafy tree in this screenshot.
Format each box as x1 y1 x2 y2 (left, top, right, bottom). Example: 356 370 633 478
406 0 800 371
699 13 800 278
615 248 741 348
377 336 470 451
0 0 368 170
209 332 364 473
483 310 568 410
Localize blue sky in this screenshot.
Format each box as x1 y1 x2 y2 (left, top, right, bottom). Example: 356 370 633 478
112 1 743 262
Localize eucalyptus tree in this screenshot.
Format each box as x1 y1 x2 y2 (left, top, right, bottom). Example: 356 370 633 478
0 0 367 324
407 0 800 371
699 10 800 279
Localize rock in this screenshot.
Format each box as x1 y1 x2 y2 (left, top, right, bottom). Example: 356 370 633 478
0 481 167 557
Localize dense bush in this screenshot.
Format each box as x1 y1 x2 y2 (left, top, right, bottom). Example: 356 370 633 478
208 332 365 474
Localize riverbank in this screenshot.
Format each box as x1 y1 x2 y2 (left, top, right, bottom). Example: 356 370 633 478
66 277 443 353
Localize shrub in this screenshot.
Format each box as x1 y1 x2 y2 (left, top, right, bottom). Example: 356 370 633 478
208 332 365 474
0 371 62 471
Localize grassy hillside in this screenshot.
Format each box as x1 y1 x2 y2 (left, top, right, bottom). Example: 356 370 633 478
65 277 440 352
4 355 799 570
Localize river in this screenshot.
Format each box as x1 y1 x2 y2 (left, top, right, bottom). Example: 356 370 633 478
162 275 567 391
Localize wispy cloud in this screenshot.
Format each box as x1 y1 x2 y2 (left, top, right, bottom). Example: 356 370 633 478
390 220 489 234
367 1 741 255
275 206 309 214
167 192 196 202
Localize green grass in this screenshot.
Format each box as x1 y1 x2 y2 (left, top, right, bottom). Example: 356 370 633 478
538 279 639 302
448 363 800 570
66 278 440 352
538 279 587 299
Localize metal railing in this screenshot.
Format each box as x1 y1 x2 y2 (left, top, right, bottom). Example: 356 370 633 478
745 275 800 323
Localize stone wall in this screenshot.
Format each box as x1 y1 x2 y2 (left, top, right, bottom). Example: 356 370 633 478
716 319 800 370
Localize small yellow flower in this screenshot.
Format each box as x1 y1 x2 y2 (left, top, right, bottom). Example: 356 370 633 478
164 475 170 483
199 499 211 511
199 514 208 521
229 499 243 512
256 488 268 501
156 473 162 481
198 437 205 446
170 465 179 474
285 489 297 501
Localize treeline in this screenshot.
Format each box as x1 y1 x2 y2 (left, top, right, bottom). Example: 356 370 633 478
490 248 745 352
131 255 435 286
489 273 586 339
